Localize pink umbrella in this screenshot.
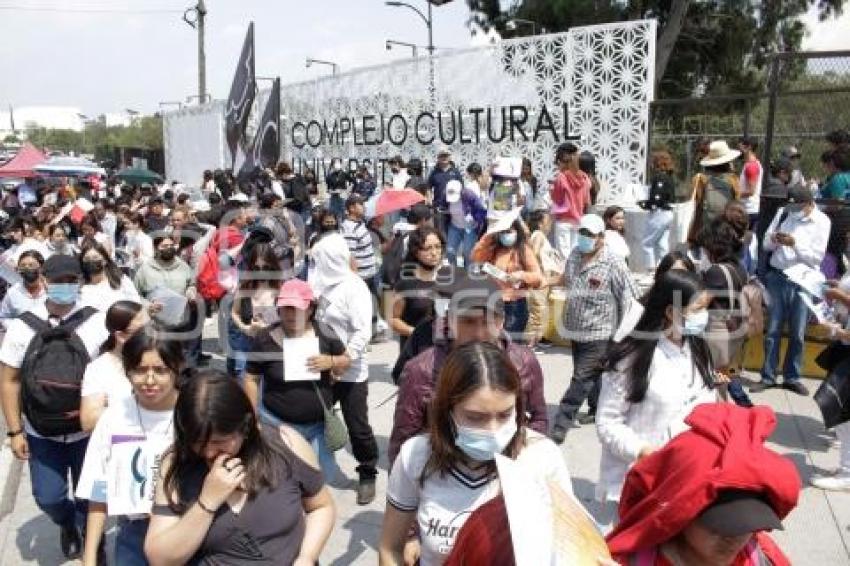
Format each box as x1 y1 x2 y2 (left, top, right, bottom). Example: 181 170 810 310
371 187 426 217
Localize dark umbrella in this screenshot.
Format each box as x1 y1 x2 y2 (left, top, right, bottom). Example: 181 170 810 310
115 167 163 184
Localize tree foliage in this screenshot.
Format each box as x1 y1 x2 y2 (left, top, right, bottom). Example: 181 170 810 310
466 0 847 98
24 115 163 160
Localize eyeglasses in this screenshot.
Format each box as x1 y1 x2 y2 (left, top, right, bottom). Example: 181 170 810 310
129 366 173 380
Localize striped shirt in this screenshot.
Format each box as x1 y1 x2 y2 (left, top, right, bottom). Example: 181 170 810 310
563 245 639 342
341 218 378 279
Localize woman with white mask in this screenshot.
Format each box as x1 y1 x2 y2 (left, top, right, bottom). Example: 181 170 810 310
596 270 719 511
379 342 572 566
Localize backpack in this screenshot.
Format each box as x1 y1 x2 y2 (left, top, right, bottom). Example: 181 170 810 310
196 245 227 301
19 307 97 437
701 176 734 226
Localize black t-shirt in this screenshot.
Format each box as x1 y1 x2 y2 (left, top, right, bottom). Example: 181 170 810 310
166 426 325 566
393 277 436 328
245 321 345 424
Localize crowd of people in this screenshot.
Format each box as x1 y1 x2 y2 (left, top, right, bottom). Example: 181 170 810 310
0 129 848 565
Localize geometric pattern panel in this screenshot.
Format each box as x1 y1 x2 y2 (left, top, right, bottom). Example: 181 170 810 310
278 20 655 204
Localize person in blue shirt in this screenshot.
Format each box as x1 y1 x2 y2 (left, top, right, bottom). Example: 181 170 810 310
427 148 463 234
819 148 850 200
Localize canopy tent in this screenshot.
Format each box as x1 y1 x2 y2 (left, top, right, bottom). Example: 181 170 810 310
0 143 46 178
34 156 106 177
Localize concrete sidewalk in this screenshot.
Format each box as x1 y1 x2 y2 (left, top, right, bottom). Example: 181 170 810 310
1 335 848 565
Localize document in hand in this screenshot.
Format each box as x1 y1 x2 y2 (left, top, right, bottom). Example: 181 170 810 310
282 333 321 381
784 264 826 299
496 454 611 566
148 287 188 326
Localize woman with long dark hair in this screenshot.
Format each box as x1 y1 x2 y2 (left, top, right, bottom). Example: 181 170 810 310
379 342 571 566
77 326 183 566
79 240 141 311
80 300 149 431
596 270 718 507
470 210 542 338
144 370 335 565
225 242 280 380
389 226 444 355
603 205 630 263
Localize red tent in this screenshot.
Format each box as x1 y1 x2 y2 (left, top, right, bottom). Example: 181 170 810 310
0 143 46 178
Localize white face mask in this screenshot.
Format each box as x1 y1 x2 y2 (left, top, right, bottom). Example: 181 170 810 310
453 414 517 462
682 309 709 336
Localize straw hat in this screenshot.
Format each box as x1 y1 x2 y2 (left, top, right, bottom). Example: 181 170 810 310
700 140 741 167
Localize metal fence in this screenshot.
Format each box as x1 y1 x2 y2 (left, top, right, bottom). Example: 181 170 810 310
649 50 850 197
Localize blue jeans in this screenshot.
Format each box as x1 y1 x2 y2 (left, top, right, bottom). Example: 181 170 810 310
761 269 808 384
259 407 337 482
446 224 477 269
329 193 345 219
218 294 250 381
641 209 673 269
27 434 88 529
115 518 149 566
503 298 529 341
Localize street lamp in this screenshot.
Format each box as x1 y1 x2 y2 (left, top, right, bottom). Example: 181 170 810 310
506 18 541 35
385 1 451 109
77 113 90 151
386 39 419 57
305 58 338 76
159 101 184 111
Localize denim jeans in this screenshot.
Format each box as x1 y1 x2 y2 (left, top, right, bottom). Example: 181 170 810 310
761 269 808 384
557 340 610 424
259 407 337 482
329 193 345 219
115 518 149 566
446 224 477 269
27 434 89 529
641 209 673 269
503 298 529 341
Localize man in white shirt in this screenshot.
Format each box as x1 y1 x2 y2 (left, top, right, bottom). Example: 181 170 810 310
0 255 108 560
751 186 830 396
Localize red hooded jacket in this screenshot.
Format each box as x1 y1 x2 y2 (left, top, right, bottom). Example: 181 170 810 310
607 403 800 565
196 226 244 301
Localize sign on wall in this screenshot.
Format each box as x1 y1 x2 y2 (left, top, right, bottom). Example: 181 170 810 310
279 20 656 203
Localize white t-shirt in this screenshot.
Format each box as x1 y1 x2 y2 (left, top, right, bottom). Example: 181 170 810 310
605 230 631 261
80 275 142 312
449 199 466 230
81 351 132 405
76 396 173 516
0 303 108 441
387 431 572 566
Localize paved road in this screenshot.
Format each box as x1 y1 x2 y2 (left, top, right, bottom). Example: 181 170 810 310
1 321 849 565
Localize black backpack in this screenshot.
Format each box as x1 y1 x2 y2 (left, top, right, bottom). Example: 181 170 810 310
19 307 97 437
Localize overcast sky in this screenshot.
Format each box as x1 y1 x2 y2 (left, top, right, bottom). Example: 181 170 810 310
0 1 847 117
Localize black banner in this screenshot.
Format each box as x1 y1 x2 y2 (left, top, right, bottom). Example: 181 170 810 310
252 78 281 169
225 22 256 166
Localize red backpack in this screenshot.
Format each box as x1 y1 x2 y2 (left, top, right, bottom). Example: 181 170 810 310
197 227 243 301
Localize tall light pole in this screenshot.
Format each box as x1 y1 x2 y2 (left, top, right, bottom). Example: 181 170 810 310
77 113 89 153
385 1 443 109
183 0 207 104
305 58 339 76
386 39 419 58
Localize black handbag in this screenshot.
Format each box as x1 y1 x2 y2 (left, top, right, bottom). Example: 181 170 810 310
814 359 850 429
815 343 850 373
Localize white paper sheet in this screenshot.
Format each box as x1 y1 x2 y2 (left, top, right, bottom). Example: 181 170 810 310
496 454 611 566
784 264 826 298
799 292 833 324
283 333 321 382
148 286 188 326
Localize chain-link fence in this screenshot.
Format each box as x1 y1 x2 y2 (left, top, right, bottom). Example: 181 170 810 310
648 50 850 199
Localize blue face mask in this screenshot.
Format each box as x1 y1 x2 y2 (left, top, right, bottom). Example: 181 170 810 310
47 283 79 305
683 309 709 336
577 234 597 254
499 232 517 247
453 416 517 462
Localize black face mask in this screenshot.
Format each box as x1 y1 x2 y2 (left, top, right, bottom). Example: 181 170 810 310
321 224 338 233
158 248 176 261
81 260 105 275
20 269 40 284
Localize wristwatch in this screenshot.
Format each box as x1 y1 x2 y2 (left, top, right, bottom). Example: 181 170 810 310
5 429 23 438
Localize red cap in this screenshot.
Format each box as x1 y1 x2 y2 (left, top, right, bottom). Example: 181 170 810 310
276 279 314 310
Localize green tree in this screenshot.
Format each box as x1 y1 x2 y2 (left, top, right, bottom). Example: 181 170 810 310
466 0 847 98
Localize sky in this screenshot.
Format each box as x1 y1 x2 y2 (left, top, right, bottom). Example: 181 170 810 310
0 0 848 117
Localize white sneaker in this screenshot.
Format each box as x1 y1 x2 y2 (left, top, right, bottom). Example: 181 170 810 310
811 472 850 491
